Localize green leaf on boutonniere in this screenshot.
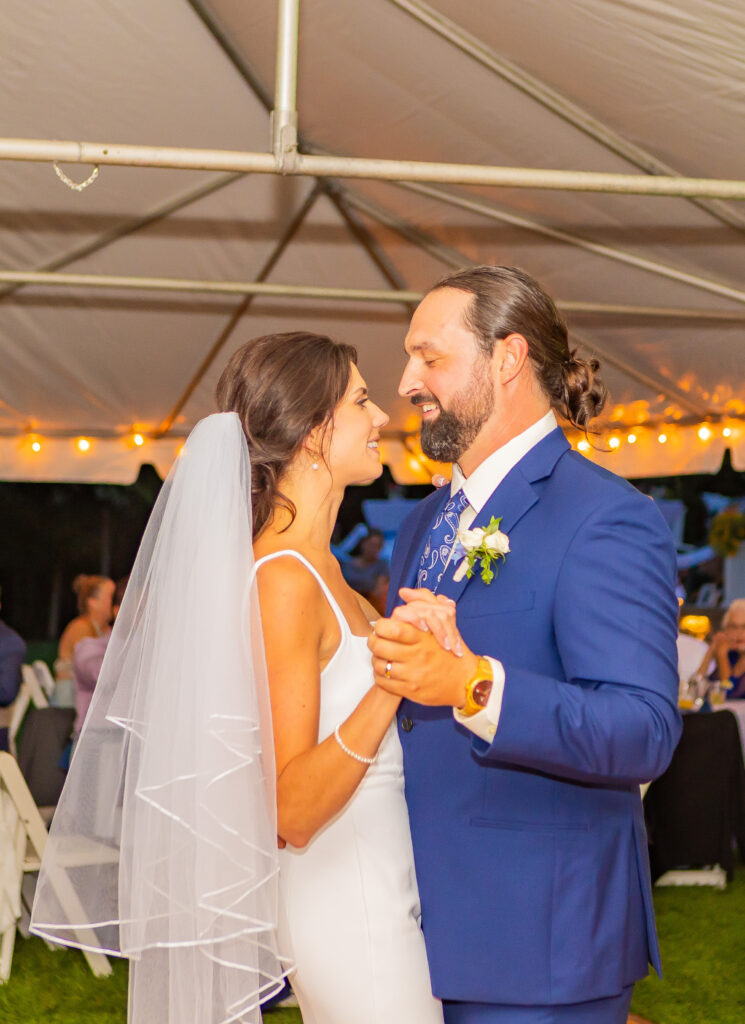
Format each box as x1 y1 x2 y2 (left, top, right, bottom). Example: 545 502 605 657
453 515 511 584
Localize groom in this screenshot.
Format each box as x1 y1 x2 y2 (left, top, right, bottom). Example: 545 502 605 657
370 266 681 1024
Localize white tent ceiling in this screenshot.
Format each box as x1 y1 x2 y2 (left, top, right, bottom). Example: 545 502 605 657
1 0 745 483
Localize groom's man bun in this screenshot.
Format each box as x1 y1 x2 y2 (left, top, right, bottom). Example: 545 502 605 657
429 265 607 431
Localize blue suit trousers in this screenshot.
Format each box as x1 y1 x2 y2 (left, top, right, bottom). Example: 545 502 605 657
443 985 634 1024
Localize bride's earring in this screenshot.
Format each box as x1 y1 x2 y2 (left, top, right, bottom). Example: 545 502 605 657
312 462 319 471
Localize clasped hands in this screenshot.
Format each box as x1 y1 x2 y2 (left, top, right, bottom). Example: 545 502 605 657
368 588 478 708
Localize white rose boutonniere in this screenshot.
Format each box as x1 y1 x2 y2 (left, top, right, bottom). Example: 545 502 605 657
452 516 510 584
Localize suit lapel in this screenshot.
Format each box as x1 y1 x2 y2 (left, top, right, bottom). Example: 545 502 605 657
437 427 570 602
437 468 538 602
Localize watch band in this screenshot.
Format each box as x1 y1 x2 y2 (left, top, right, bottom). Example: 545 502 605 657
460 656 494 717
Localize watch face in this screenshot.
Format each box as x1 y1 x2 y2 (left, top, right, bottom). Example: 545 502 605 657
472 678 492 707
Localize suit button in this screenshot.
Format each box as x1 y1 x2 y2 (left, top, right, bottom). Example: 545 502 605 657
401 716 414 732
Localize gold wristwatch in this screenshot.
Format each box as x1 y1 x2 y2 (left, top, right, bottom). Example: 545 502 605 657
460 657 494 717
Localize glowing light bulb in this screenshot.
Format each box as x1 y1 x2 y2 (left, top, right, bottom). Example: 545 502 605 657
698 425 712 441
133 433 145 447
723 426 732 438
76 437 91 452
31 440 41 453
627 432 637 444
657 432 667 444
577 439 590 453
608 436 621 450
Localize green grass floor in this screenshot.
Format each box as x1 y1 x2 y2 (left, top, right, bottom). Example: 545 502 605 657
0 939 302 1024
630 868 745 1024
2 872 743 1023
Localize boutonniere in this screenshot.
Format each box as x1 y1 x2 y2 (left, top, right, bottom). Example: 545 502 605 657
452 516 510 584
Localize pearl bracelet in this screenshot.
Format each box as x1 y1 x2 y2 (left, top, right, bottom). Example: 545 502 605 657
333 724 377 765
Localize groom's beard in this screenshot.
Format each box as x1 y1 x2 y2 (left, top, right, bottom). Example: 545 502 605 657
418 364 495 463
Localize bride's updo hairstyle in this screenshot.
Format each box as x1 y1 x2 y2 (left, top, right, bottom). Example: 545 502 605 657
429 266 607 431
216 331 358 537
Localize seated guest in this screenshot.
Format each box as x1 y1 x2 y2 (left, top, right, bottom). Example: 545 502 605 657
0 583 26 750
696 598 745 699
340 528 390 613
72 576 127 736
677 632 708 684
677 610 710 683
55 575 114 705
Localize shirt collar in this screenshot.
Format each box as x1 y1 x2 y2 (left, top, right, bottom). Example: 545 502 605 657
451 410 558 513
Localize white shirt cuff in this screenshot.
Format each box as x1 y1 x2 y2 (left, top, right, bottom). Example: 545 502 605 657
453 657 505 742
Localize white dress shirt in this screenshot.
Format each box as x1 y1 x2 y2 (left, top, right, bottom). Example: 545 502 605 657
449 410 558 742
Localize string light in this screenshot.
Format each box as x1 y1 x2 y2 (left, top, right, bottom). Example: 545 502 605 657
567 419 745 454
14 416 743 465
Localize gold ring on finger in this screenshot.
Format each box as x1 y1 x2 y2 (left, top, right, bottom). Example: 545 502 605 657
385 661 393 679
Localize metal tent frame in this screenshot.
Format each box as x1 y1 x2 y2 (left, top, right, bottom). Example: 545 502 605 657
1 0 744 461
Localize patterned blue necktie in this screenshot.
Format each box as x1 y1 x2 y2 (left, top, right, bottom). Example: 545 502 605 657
417 488 470 592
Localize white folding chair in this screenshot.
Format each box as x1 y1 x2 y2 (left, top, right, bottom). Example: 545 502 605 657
0 752 112 982
8 670 49 760
32 661 56 701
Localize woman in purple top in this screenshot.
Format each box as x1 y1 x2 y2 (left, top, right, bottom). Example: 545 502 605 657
72 634 109 734
71 577 128 734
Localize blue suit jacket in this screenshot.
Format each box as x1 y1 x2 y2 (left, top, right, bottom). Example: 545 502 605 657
388 428 681 1006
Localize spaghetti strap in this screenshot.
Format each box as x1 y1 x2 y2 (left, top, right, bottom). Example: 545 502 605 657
254 549 352 639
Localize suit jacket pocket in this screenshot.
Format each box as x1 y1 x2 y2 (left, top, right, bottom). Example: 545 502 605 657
461 588 536 616
470 816 589 832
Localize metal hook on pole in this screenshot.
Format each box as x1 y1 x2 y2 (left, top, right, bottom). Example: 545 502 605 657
271 0 300 172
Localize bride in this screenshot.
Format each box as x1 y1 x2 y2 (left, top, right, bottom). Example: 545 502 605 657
31 331 449 1024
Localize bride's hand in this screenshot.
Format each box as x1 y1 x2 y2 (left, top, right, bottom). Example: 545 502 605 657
391 587 464 656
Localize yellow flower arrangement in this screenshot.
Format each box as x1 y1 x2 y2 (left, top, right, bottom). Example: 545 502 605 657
709 507 745 558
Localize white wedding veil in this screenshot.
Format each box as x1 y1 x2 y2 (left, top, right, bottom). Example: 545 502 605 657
31 413 288 1024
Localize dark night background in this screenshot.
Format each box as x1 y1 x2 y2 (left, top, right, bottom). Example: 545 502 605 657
2 451 745 643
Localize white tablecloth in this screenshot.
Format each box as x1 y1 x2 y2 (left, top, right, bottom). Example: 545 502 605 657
714 699 745 759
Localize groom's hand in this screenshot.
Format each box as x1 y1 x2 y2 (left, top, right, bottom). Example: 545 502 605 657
369 618 478 707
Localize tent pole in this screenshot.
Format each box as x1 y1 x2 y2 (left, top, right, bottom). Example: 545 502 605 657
0 269 422 303
5 137 745 199
0 171 244 302
396 181 745 308
271 0 300 169
572 331 709 418
340 190 468 270
185 0 273 109
153 180 322 438
1 268 743 321
562 302 745 322
325 187 418 313
336 192 745 320
384 0 745 234
341 193 714 414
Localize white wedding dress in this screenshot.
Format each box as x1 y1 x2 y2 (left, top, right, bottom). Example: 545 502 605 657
256 551 444 1024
